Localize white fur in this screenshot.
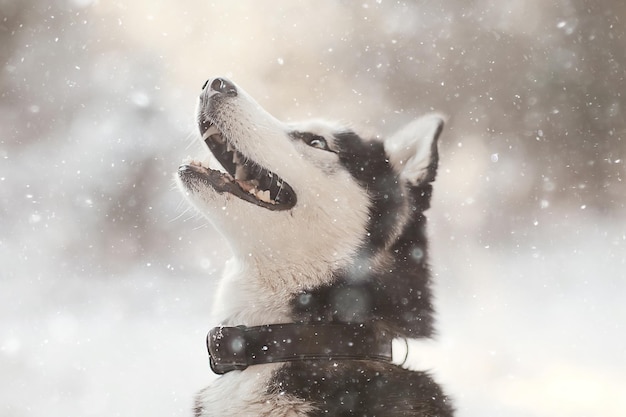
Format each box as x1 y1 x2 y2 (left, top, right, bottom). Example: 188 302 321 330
384 114 444 185
194 365 314 416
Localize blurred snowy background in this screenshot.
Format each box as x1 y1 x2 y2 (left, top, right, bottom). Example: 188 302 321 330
1 0 625 416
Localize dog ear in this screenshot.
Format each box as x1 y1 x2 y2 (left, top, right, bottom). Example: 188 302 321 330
384 114 444 185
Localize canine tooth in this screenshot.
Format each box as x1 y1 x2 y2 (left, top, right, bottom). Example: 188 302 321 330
202 124 220 140
235 165 248 181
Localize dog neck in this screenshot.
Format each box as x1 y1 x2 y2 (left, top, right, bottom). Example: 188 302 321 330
210 254 341 327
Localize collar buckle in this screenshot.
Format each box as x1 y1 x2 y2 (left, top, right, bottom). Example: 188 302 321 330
207 326 249 374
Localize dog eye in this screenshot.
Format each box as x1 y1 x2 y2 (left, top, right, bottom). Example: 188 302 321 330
307 136 328 150
291 131 333 152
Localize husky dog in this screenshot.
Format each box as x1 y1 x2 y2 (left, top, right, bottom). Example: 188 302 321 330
177 78 453 416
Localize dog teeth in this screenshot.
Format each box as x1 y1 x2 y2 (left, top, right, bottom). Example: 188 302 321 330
184 156 215 171
238 179 256 193
235 165 248 181
237 180 276 205
202 124 220 140
255 189 273 203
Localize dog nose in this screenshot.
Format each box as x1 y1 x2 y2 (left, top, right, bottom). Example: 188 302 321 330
202 77 237 97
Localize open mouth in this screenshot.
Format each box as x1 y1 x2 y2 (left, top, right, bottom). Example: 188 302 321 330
180 119 297 211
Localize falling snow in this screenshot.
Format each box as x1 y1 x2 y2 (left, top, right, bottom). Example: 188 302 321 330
1 1 625 417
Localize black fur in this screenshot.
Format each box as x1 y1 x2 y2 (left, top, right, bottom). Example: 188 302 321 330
272 361 453 417
291 131 437 338
280 129 452 415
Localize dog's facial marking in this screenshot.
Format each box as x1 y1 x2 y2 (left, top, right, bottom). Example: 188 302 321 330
290 115 445 338
333 131 408 251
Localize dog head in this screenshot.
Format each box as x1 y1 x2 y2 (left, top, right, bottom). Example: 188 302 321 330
177 78 443 289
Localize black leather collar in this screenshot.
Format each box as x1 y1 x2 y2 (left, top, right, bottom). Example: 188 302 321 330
207 323 393 374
